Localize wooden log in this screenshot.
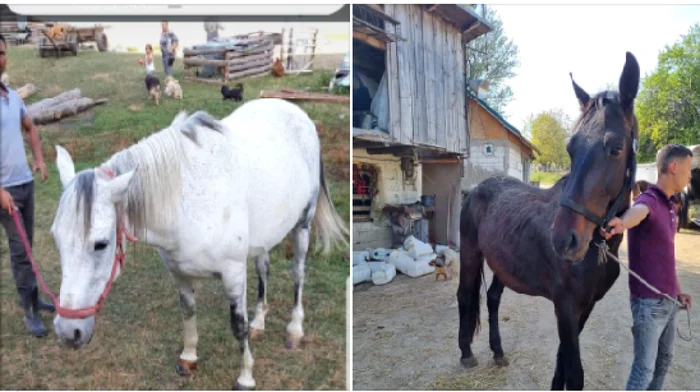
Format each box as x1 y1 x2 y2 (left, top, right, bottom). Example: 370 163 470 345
26 88 81 117
183 57 229 67
29 97 107 125
228 57 271 73
227 50 272 66
228 64 272 80
259 90 349 103
17 83 38 99
228 41 274 58
183 47 229 56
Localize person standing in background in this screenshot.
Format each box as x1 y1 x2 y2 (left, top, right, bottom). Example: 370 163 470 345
160 21 179 77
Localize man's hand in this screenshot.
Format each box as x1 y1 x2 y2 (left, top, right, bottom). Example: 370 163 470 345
32 160 48 183
0 188 16 213
679 293 692 310
600 217 625 240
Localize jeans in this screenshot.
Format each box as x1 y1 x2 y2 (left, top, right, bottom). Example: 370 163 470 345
626 297 678 390
0 181 37 307
162 53 174 77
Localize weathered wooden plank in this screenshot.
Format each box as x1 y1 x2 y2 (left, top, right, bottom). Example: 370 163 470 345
412 5 428 146
423 12 437 146
455 33 467 154
434 19 446 149
449 31 458 153
406 6 417 143
395 5 414 145
385 4 402 141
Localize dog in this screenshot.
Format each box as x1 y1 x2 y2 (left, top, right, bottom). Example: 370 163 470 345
429 247 459 281
164 76 183 99
144 73 161 105
221 83 243 101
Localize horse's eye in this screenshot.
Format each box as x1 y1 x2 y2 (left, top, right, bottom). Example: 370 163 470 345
611 146 623 157
94 241 108 251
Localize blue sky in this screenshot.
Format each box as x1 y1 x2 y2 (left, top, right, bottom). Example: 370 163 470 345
490 4 700 132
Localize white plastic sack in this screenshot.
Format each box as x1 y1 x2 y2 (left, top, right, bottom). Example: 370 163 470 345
388 250 435 278
368 261 396 285
370 248 391 261
404 235 433 259
353 263 371 284
353 251 370 266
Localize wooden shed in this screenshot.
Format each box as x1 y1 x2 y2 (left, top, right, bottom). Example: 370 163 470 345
352 4 493 250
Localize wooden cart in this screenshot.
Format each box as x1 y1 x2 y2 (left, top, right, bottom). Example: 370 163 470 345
37 23 109 58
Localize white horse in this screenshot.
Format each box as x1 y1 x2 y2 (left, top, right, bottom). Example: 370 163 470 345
50 98 348 389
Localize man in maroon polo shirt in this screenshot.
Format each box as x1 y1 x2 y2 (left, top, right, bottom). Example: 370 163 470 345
604 144 693 390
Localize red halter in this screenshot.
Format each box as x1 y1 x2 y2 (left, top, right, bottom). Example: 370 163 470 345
11 166 136 319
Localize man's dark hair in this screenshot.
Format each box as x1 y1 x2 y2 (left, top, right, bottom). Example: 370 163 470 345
657 143 693 174
0 33 5 45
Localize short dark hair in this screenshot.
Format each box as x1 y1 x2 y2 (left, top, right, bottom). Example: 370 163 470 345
657 143 693 174
0 33 5 45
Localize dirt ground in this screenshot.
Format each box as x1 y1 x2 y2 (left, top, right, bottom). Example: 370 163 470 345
353 230 700 390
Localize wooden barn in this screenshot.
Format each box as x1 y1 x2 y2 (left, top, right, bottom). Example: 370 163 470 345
463 89 540 190
352 4 492 250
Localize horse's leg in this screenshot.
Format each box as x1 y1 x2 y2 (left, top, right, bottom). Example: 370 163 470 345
174 274 199 376
552 300 584 390
249 251 270 340
286 224 309 349
221 262 255 389
457 248 484 368
551 303 594 389
487 275 508 366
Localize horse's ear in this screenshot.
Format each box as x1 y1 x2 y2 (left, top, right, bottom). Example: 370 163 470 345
569 72 590 111
105 168 138 204
619 51 640 110
55 145 75 189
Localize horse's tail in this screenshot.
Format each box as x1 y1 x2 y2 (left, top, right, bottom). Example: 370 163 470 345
313 156 349 254
458 188 485 346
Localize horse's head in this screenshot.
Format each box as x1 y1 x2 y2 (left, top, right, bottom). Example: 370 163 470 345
51 145 137 349
552 52 640 262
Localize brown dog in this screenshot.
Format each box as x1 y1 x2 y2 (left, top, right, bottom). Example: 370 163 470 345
429 248 458 281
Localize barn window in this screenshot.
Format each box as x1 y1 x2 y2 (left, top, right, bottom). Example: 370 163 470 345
483 144 494 156
353 163 378 222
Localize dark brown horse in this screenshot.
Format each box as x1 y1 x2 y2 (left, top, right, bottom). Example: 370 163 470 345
457 52 640 390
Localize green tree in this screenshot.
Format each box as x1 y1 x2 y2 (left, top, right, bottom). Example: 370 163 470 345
636 24 700 162
528 110 572 170
464 5 520 114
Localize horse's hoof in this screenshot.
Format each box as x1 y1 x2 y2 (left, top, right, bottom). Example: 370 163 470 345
494 356 509 367
176 359 198 376
285 335 302 350
249 328 264 340
460 356 478 368
232 382 254 390
232 376 256 390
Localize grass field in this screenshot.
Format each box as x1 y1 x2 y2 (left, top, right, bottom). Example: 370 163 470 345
0 47 349 390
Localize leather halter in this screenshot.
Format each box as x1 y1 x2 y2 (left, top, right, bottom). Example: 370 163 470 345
561 135 638 233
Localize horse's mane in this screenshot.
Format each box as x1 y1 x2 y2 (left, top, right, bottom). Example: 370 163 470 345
56 111 224 239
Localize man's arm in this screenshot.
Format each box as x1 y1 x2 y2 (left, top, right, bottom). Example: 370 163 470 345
21 114 47 183
603 204 650 238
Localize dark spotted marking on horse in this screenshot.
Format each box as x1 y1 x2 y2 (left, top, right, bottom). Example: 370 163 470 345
230 303 249 353
297 199 315 229
73 170 95 237
179 293 195 320
179 111 225 146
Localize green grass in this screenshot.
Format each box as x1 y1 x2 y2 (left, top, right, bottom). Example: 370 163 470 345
530 171 564 185
1 47 349 390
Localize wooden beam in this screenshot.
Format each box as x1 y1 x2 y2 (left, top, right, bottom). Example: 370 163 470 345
366 146 414 157
426 4 439 13
353 30 386 51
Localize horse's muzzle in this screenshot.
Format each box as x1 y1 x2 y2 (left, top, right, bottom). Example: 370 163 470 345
54 315 95 349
